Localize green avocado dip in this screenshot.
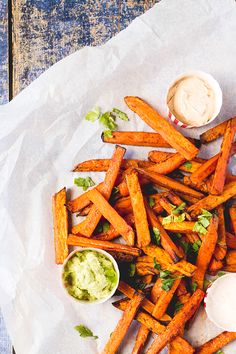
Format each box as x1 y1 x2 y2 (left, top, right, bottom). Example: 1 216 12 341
63 250 118 302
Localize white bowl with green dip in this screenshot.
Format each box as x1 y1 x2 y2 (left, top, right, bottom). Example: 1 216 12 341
62 248 120 304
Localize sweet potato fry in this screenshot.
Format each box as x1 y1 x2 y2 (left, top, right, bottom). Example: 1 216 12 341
185 232 201 244
102 292 144 354
94 214 134 241
211 119 236 195
168 339 194 354
192 215 218 289
72 146 126 236
146 202 183 261
226 231 236 249
113 197 133 215
124 96 199 160
148 151 176 163
229 205 236 235
146 153 186 175
143 244 174 268
67 235 140 256
195 331 236 354
84 189 135 245
146 289 205 354
126 172 151 247
67 182 103 213
200 118 234 144
113 298 194 353
223 264 236 272
179 194 200 205
137 168 204 198
152 278 181 319
151 278 163 303
208 258 223 274
188 181 236 217
52 187 69 264
159 220 196 234
142 274 153 285
132 324 150 354
73 158 154 172
102 131 172 147
226 250 236 265
214 205 227 261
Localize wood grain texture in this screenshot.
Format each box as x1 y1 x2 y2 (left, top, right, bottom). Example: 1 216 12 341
12 0 159 96
0 0 8 104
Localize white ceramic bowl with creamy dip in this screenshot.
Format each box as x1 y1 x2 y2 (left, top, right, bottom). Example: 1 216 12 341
61 248 120 305
167 71 222 128
204 273 236 331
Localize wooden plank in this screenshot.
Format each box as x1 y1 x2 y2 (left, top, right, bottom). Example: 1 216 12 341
0 0 9 104
12 0 159 97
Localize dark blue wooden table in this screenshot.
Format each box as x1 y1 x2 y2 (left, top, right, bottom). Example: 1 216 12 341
0 0 159 352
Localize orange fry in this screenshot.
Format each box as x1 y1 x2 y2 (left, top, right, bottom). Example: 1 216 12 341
125 96 198 160
73 158 153 172
132 324 150 354
195 331 236 354
229 205 236 235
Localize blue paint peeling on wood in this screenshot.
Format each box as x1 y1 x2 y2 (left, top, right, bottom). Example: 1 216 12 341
0 0 8 104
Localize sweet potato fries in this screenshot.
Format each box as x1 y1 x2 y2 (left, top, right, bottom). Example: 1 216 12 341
53 96 236 353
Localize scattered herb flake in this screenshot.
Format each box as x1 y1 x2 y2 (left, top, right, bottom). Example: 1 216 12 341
175 302 184 313
74 325 98 339
99 112 118 131
175 233 182 239
128 263 136 277
148 197 155 208
74 176 95 191
192 240 202 253
181 241 191 254
102 222 110 233
173 213 186 223
152 227 161 245
162 215 173 225
160 270 171 279
172 203 186 215
191 281 198 292
183 161 192 171
85 107 100 122
215 350 224 354
201 209 212 218
192 221 207 235
161 277 175 292
103 130 113 138
112 108 129 121
154 257 161 270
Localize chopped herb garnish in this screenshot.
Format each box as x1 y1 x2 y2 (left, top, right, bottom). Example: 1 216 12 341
181 241 191 254
191 281 198 292
160 270 171 279
128 263 136 277
161 277 175 291
215 350 224 354
103 130 113 138
198 216 210 228
74 176 95 191
74 325 98 339
154 257 161 270
112 186 119 195
85 107 100 122
100 111 118 131
152 227 161 245
172 203 186 215
201 209 212 218
102 221 110 233
175 233 182 239
192 209 212 235
192 222 207 235
175 302 184 313
148 197 155 208
173 213 186 223
183 161 192 170
192 240 202 253
112 108 129 121
162 215 173 225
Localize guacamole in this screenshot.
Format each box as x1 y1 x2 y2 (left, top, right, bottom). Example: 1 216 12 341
63 250 118 302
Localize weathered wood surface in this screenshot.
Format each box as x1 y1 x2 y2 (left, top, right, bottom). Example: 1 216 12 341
11 0 159 96
0 0 8 104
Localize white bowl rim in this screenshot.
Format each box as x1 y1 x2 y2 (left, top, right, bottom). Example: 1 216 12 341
166 70 223 128
204 273 236 331
61 247 120 305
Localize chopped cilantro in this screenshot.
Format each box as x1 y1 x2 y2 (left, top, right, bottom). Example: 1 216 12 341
173 213 186 223
103 130 113 138
161 277 175 291
192 240 202 253
148 197 155 208
191 281 198 292
172 203 186 215
162 215 173 225
100 111 118 131
74 325 98 339
153 257 161 270
112 108 129 121
181 241 191 254
183 161 192 170
175 233 182 239
85 107 100 122
74 176 95 191
102 222 110 233
175 302 184 313
128 263 136 277
152 227 161 245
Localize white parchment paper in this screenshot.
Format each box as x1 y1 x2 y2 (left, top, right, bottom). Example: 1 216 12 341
1 0 236 353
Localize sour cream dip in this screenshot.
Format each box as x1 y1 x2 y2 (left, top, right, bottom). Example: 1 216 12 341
205 273 236 331
167 71 222 128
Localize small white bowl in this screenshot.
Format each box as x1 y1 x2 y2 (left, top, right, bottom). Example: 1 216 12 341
204 273 236 331
61 247 120 304
166 70 222 128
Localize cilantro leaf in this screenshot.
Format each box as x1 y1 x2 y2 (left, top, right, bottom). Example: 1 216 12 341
192 221 207 235
173 213 186 223
160 270 171 278
183 161 192 170
154 257 161 270
162 215 173 225
148 197 155 208
103 130 113 138
191 281 198 292
112 108 129 121
99 112 118 130
215 350 224 354
201 209 212 218
175 233 182 239
85 107 100 122
102 222 110 233
152 227 161 245
128 263 136 277
198 216 210 228
192 240 202 253
172 203 186 215
181 241 191 254
74 325 98 339
175 302 184 313
74 176 95 191
161 277 175 291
